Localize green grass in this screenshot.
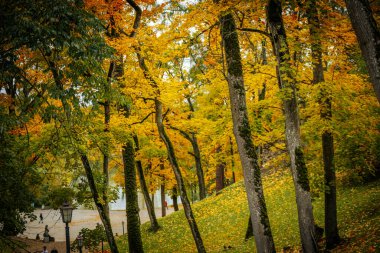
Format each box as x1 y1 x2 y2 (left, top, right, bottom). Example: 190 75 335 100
117 171 380 252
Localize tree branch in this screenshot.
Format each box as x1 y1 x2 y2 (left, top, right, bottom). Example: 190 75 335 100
131 111 154 125
236 27 272 39
126 0 142 38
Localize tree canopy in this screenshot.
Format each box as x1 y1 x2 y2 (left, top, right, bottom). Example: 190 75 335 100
0 0 379 252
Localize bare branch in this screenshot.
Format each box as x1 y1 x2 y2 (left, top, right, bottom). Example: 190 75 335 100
236 27 272 39
131 111 154 125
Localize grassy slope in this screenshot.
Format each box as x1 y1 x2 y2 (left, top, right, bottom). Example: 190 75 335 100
117 171 380 252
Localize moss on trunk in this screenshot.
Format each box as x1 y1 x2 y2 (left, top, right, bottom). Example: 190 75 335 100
122 140 144 253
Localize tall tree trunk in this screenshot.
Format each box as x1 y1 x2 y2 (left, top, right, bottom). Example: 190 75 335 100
305 0 340 248
267 0 318 252
126 1 205 250
172 186 179 211
102 60 114 219
172 123 206 200
49 43 119 252
102 11 122 219
122 140 144 253
215 161 225 193
345 0 380 102
191 133 206 200
215 5 275 252
133 136 160 231
229 136 236 184
155 99 206 252
80 154 119 253
161 175 166 217
246 76 267 241
186 97 207 200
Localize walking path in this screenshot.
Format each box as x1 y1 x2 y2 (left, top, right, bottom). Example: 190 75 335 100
22 208 174 242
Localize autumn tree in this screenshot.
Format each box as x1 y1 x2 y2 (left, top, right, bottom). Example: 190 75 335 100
345 0 380 102
134 135 160 231
0 0 121 251
168 56 207 200
302 0 340 248
126 0 206 251
122 139 144 252
213 2 276 252
267 0 318 251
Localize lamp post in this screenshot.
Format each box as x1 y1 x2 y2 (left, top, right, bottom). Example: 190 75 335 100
77 234 83 253
60 202 73 253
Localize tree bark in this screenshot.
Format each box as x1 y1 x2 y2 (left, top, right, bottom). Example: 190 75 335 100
186 97 207 200
215 161 225 193
216 6 275 253
305 0 340 248
155 99 206 252
172 186 179 211
133 135 160 231
267 0 318 252
229 136 236 184
191 133 206 200
80 154 119 253
345 0 380 102
122 140 144 253
102 60 114 219
161 175 166 217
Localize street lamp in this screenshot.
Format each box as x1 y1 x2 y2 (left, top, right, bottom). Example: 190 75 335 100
77 234 83 253
60 202 73 253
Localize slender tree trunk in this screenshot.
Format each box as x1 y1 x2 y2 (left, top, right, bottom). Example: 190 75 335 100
345 0 380 102
172 124 206 200
122 140 144 253
305 0 340 248
151 193 155 209
161 174 166 217
215 161 225 193
191 133 206 200
215 5 275 252
155 99 206 252
229 136 236 184
133 136 160 231
102 60 114 219
191 183 195 203
50 44 119 251
246 74 267 241
102 154 110 217
80 154 119 253
126 1 205 250
172 186 179 211
186 97 207 200
267 1 318 252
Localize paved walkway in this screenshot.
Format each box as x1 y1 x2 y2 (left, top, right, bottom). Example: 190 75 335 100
22 208 174 242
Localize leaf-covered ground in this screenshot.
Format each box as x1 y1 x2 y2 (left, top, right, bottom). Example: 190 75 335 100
117 171 380 252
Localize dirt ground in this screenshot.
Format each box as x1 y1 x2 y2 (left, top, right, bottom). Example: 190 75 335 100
10 237 68 253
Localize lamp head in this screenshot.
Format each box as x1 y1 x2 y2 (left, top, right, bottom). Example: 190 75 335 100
60 202 73 223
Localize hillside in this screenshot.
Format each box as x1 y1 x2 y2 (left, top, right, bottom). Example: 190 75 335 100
117 171 380 252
